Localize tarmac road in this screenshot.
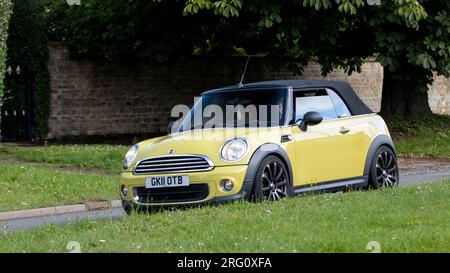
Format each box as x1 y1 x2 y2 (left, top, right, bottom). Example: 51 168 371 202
1 167 449 233
1 207 125 233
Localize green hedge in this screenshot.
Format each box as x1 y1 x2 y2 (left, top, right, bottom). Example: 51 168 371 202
0 0 13 111
4 0 50 138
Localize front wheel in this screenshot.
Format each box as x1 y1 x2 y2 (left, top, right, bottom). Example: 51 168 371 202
252 155 290 201
368 146 399 189
122 200 135 215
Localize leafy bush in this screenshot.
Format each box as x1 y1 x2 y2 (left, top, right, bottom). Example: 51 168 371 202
44 0 204 62
0 0 12 111
387 115 450 158
4 0 50 137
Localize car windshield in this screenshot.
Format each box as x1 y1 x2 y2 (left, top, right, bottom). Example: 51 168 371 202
176 88 287 132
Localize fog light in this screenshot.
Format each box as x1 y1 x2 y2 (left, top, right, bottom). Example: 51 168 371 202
221 179 234 192
121 185 128 197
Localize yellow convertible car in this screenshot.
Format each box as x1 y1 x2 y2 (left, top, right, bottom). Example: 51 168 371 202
119 80 399 213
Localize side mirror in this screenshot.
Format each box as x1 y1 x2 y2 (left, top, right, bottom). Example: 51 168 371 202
298 111 323 132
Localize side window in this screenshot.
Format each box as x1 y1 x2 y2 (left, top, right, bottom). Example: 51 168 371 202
294 89 338 122
327 89 351 118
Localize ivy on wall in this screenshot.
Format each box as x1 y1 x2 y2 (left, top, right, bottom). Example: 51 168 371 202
0 0 13 112
4 0 50 138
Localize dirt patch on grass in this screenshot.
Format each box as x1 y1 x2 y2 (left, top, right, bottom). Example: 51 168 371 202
399 157 450 175
0 159 115 176
0 151 15 159
53 164 116 176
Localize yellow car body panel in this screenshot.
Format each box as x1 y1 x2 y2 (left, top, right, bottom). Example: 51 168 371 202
291 114 384 185
126 127 287 169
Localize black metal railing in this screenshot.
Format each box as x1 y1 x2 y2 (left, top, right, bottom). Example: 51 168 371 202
0 107 29 140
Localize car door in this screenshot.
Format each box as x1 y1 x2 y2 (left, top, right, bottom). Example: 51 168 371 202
291 88 368 186
325 88 373 179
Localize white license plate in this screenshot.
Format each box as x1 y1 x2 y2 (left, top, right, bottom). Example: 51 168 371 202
145 175 189 189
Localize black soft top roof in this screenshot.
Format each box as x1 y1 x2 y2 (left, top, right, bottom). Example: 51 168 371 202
203 79 373 116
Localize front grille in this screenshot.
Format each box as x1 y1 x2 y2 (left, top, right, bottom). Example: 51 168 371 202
135 184 209 203
133 155 213 175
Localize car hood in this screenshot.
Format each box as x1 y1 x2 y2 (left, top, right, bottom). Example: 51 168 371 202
129 128 283 169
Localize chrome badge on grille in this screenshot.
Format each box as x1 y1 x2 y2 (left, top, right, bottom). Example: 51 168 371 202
167 149 175 154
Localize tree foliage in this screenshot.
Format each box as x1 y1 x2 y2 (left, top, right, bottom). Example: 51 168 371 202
182 0 450 115
45 0 214 62
0 0 13 108
181 0 438 74
45 1 448 75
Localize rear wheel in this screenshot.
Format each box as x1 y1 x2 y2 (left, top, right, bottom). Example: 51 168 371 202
253 155 290 201
368 146 399 189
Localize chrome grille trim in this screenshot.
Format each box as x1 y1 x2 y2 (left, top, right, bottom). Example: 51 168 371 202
139 162 207 167
139 158 205 164
133 154 214 175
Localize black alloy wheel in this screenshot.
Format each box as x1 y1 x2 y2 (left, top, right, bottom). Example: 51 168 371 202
369 146 399 189
253 155 290 201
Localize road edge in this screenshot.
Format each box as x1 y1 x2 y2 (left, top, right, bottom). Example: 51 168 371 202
0 200 122 222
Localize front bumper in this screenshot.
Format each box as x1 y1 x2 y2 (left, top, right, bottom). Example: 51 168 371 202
119 165 252 207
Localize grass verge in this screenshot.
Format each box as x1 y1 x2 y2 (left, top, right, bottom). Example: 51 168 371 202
0 144 127 172
1 180 448 253
0 163 117 212
387 115 450 158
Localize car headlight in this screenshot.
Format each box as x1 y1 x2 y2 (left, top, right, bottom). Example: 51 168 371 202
220 138 249 162
123 144 138 169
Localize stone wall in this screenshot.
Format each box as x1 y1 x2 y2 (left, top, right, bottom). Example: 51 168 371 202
428 74 450 115
47 42 445 139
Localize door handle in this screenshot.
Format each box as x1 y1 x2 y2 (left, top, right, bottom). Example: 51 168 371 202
339 127 351 134
281 134 293 143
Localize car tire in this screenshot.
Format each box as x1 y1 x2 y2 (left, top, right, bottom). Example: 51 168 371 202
122 200 135 215
368 146 399 189
252 155 291 201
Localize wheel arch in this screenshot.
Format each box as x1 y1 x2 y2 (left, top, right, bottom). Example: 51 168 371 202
363 134 397 177
243 143 294 195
